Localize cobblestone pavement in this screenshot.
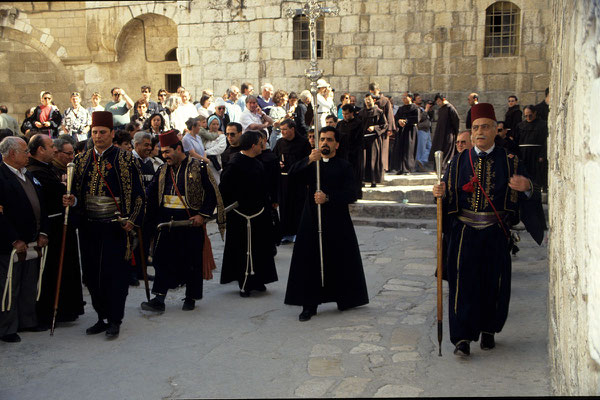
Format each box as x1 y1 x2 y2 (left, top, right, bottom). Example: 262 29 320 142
0 225 549 399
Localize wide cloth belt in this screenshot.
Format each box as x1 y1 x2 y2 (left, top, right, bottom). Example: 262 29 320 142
163 195 187 209
86 195 119 220
458 210 506 230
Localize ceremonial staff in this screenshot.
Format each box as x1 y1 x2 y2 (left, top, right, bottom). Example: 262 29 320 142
50 162 75 336
287 0 338 287
435 150 444 356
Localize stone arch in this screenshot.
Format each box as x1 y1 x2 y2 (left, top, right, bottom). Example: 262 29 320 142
115 13 179 63
0 12 68 73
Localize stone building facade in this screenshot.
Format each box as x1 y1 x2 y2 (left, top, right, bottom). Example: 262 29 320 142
0 0 551 128
548 0 600 395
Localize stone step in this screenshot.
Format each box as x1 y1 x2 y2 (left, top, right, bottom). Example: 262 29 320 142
349 200 436 219
351 216 436 230
362 185 434 204
381 173 438 187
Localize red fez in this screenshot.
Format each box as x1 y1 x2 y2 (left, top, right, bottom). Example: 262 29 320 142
91 111 114 130
471 103 496 124
158 130 180 147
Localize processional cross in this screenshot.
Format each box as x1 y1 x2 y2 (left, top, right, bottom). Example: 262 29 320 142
286 1 339 286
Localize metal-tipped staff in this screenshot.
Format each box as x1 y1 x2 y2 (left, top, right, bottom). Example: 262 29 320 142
434 151 444 356
50 162 75 335
287 0 338 287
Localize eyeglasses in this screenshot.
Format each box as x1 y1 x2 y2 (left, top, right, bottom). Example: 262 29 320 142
43 97 52 100
71 92 80 96
59 151 75 156
18 148 30 154
471 124 492 131
498 128 503 132
158 94 167 97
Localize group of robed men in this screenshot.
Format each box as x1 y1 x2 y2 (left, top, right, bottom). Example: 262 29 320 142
61 111 368 338
1 104 545 360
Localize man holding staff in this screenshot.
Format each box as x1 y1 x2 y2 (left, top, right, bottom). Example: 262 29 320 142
63 111 145 339
433 103 543 356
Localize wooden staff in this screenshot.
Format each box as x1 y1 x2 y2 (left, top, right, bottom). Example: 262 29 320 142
50 162 75 336
435 150 444 356
136 227 150 302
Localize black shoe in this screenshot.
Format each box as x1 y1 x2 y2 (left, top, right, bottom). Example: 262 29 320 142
240 290 251 298
370 183 377 188
182 298 195 311
105 322 120 339
255 284 267 292
480 333 495 350
129 276 140 287
299 306 317 322
141 297 165 312
86 320 108 335
1 333 21 343
453 340 470 356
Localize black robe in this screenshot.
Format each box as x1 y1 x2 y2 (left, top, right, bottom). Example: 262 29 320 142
442 147 543 345
284 156 368 310
392 103 420 173
257 149 282 246
516 118 548 189
146 157 217 299
27 158 84 324
273 134 312 237
358 106 387 184
374 94 396 171
294 102 311 138
504 105 522 140
429 102 460 168
220 145 242 169
219 153 277 290
336 117 364 198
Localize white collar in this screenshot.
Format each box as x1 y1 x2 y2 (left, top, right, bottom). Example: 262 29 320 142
5 162 27 181
474 144 495 155
94 146 112 157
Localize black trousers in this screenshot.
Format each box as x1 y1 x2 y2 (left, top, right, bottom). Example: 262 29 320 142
80 222 130 325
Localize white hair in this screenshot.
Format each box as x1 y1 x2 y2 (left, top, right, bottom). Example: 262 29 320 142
133 131 152 146
261 83 274 92
0 136 25 157
299 90 313 102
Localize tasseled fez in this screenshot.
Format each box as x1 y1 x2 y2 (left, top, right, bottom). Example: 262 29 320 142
158 129 180 147
91 111 114 130
470 103 496 124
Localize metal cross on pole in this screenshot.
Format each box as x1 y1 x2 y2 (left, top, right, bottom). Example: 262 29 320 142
286 1 338 287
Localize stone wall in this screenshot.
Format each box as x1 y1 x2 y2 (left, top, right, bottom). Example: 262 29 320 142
548 0 600 395
0 0 551 129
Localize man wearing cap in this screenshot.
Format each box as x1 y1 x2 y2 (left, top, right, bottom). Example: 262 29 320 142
433 103 544 357
141 130 224 312
63 111 145 339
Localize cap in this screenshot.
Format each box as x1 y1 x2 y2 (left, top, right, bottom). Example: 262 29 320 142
158 129 180 147
471 103 496 124
316 79 329 88
91 111 113 130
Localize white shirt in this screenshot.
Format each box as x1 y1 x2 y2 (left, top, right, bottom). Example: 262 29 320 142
5 163 27 182
239 109 263 132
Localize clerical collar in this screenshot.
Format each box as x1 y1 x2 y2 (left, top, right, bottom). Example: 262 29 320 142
474 144 495 155
322 157 331 163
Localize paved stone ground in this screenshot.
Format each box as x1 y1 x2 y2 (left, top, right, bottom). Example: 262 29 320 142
0 224 549 399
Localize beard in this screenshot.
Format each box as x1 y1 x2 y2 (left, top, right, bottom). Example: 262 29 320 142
321 146 331 155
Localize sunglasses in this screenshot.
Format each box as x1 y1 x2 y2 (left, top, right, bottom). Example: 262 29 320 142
43 97 52 100
217 107 226 110
226 132 238 136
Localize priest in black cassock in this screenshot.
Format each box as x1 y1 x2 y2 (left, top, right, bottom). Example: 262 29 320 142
63 111 145 339
27 134 84 328
285 126 368 321
358 94 387 187
429 93 460 169
433 103 544 357
219 131 278 297
272 119 312 243
141 130 224 313
256 130 281 249
392 92 420 174
337 104 364 199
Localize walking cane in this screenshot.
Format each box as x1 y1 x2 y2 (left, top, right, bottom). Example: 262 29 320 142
434 151 444 356
50 162 75 336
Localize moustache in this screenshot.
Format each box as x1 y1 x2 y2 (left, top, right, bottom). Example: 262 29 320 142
321 146 331 155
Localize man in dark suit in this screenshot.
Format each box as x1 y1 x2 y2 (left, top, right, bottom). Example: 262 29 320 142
0 136 49 342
